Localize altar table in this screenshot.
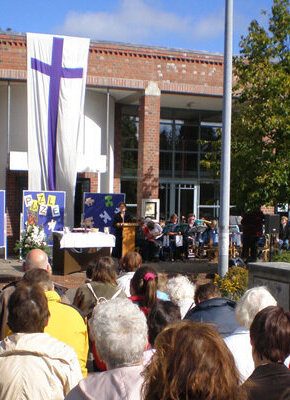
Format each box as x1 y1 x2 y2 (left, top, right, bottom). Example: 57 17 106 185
53 231 115 275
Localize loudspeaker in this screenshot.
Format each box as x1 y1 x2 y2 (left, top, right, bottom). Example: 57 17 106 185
265 214 280 234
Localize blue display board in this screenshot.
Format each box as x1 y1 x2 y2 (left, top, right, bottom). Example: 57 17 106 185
23 191 65 245
0 191 5 248
83 193 125 234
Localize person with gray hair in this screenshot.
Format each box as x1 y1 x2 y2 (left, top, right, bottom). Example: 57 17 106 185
66 297 148 400
224 286 277 382
166 275 195 318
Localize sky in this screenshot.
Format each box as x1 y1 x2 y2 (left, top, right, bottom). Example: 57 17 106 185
1 0 274 55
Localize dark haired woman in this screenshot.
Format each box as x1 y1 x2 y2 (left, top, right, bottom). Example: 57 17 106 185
73 256 126 318
129 265 159 316
243 306 290 400
112 202 131 259
143 300 181 365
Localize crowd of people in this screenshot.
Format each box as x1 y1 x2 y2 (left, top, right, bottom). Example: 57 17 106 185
135 212 223 262
0 248 290 399
112 203 290 264
134 206 290 263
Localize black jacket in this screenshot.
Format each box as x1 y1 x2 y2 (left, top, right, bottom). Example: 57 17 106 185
185 297 239 337
112 212 132 237
244 363 290 400
279 223 290 241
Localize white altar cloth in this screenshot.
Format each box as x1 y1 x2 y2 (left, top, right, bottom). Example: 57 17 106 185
54 231 115 249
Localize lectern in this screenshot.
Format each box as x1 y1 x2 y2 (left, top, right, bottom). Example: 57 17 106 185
122 223 139 257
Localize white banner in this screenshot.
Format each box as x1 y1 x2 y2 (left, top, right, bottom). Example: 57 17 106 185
27 32 90 226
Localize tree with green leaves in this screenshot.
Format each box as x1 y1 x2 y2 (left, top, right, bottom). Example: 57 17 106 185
232 0 290 211
202 0 290 212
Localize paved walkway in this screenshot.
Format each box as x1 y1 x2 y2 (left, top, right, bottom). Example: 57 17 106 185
0 259 23 280
0 257 218 291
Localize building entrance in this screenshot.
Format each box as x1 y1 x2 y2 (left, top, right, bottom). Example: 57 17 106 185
159 183 199 222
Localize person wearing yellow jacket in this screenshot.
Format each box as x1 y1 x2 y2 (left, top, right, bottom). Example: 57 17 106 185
45 289 89 377
23 269 89 377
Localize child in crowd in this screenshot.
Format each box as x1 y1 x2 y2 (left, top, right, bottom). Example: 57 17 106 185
129 266 159 316
117 252 142 297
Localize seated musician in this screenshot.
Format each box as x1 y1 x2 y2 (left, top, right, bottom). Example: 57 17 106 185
195 217 210 249
203 219 219 247
143 220 162 261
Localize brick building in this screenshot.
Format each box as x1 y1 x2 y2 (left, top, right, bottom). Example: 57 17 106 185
0 32 225 254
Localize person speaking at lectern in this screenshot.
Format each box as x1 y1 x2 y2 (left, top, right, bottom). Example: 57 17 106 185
112 202 131 259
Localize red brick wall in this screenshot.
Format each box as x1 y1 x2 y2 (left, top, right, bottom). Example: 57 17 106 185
0 37 27 73
86 45 224 96
137 94 160 212
0 33 224 252
0 34 224 96
77 172 98 192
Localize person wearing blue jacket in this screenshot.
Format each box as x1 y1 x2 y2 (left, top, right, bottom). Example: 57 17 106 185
185 282 239 338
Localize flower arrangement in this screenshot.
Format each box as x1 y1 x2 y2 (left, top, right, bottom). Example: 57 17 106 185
14 214 50 258
214 266 248 301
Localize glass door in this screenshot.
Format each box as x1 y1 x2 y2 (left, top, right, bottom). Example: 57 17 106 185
159 183 171 221
176 184 198 221
159 183 198 222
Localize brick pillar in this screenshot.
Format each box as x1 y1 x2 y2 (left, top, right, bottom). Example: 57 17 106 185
114 103 122 193
137 82 161 215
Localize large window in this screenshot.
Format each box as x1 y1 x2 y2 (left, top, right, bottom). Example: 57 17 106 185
159 120 221 179
175 152 198 178
199 182 220 219
121 116 138 177
121 180 137 216
159 120 198 178
121 180 137 204
175 125 198 151
120 107 222 216
160 122 174 150
200 125 221 178
120 109 222 181
159 120 200 179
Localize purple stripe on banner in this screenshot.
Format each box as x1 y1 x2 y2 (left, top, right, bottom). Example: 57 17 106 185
31 58 51 76
31 36 85 191
62 68 83 79
47 37 63 190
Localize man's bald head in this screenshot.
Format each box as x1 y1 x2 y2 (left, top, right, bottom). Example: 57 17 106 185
23 249 51 273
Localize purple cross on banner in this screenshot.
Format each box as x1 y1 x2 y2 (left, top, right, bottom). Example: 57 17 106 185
31 37 83 190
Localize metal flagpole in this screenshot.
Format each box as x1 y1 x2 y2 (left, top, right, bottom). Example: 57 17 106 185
106 88 113 192
7 81 11 178
218 0 233 277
